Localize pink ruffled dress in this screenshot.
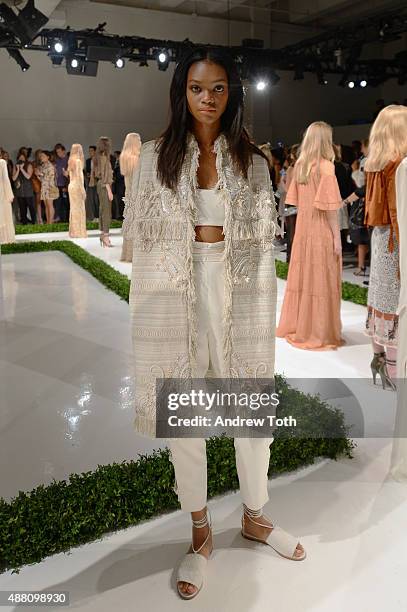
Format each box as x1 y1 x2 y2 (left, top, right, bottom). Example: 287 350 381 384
276 159 344 350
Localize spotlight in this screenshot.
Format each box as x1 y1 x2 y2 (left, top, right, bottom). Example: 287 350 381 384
256 80 267 91
54 41 64 53
50 55 64 66
360 79 367 87
348 80 355 88
115 57 125 69
7 48 30 71
157 50 169 71
66 58 99 77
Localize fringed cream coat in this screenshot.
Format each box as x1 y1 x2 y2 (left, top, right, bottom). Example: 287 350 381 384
123 132 277 438
390 156 407 479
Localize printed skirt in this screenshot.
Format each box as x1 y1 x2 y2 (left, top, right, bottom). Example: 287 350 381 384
366 226 400 347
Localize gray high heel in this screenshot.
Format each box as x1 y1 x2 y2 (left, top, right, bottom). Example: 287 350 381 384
371 352 396 391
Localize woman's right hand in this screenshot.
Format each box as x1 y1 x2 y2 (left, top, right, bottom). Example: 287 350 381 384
334 237 342 256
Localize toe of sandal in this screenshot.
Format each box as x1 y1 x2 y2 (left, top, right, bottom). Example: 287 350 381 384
265 525 306 561
176 553 208 599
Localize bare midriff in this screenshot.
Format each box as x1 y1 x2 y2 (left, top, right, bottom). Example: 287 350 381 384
195 225 224 243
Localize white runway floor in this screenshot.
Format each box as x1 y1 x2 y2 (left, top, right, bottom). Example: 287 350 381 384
0 231 406 611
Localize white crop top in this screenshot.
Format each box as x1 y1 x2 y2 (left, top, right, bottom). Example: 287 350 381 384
195 188 225 226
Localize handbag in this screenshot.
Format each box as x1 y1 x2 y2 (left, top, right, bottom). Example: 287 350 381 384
349 198 365 229
50 183 60 200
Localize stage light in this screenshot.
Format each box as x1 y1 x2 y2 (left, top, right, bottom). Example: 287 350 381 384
348 80 355 88
115 57 125 69
157 50 169 71
70 58 79 68
360 79 367 87
54 41 63 53
50 55 64 66
7 48 30 71
256 80 267 91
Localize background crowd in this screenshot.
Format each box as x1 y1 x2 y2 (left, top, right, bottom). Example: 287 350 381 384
0 143 126 226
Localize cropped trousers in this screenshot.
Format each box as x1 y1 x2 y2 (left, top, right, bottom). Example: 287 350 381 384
168 241 274 512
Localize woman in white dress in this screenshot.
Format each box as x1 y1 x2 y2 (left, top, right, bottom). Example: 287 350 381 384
120 133 141 262
0 159 15 244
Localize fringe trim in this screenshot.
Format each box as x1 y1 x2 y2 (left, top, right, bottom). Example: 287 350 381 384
133 414 156 438
184 143 200 367
132 218 186 241
231 217 276 243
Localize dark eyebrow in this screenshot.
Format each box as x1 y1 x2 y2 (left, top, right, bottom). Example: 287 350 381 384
188 79 227 83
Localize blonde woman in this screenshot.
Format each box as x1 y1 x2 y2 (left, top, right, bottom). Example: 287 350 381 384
119 133 141 262
0 158 15 243
68 144 87 239
276 121 343 350
92 137 114 247
364 105 407 389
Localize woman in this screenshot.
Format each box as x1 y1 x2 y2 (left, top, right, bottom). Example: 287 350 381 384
120 133 141 262
123 46 305 601
68 144 87 239
12 151 36 225
32 149 43 224
363 105 407 389
92 137 113 247
276 121 343 350
36 150 58 224
0 158 15 243
283 144 299 264
345 139 370 276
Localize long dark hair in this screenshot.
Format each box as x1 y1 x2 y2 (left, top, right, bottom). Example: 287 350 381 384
156 45 267 190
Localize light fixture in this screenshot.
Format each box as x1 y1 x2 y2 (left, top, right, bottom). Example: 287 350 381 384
360 79 367 87
54 41 63 53
70 58 79 68
256 80 267 91
157 50 170 71
115 57 125 69
7 48 30 71
348 80 355 88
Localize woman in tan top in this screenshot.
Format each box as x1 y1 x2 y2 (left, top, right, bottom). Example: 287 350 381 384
92 137 113 247
35 150 58 224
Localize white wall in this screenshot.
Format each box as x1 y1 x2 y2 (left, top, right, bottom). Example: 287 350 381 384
0 0 387 158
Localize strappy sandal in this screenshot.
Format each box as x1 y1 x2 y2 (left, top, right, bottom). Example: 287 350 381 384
241 504 306 561
176 508 213 600
353 267 368 276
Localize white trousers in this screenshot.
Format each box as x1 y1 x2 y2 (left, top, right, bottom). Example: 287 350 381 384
168 241 274 512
